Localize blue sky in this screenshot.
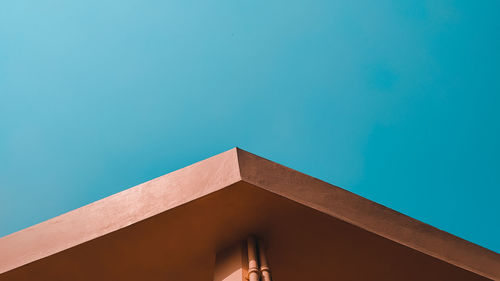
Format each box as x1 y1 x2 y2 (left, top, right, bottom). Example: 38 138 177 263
1 1 499 252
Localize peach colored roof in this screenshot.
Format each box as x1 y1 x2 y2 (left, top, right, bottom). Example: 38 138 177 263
1 148 499 280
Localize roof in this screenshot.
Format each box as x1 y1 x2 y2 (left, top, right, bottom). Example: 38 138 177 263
1 148 499 280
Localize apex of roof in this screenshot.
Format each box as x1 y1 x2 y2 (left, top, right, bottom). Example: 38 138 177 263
1 148 499 279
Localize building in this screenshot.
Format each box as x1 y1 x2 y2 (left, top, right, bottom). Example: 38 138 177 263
1 148 499 280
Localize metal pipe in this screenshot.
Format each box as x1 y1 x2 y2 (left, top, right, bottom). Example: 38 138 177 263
258 239 272 281
247 236 260 281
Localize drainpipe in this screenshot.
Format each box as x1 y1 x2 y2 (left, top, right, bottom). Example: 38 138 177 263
258 239 272 281
247 236 260 281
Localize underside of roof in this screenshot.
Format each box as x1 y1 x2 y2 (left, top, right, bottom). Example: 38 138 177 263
0 148 499 280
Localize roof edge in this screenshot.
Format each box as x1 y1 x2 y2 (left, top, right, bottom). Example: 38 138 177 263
235 148 500 280
0 148 242 274
2 148 499 279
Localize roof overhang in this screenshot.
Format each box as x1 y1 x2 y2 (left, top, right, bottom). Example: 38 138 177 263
1 148 499 280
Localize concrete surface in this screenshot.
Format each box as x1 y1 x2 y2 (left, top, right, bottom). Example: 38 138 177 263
0 148 498 280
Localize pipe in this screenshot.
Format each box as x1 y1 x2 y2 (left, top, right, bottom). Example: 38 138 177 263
247 236 260 281
258 239 272 281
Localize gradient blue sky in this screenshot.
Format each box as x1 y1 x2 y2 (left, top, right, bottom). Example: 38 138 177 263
1 1 499 252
